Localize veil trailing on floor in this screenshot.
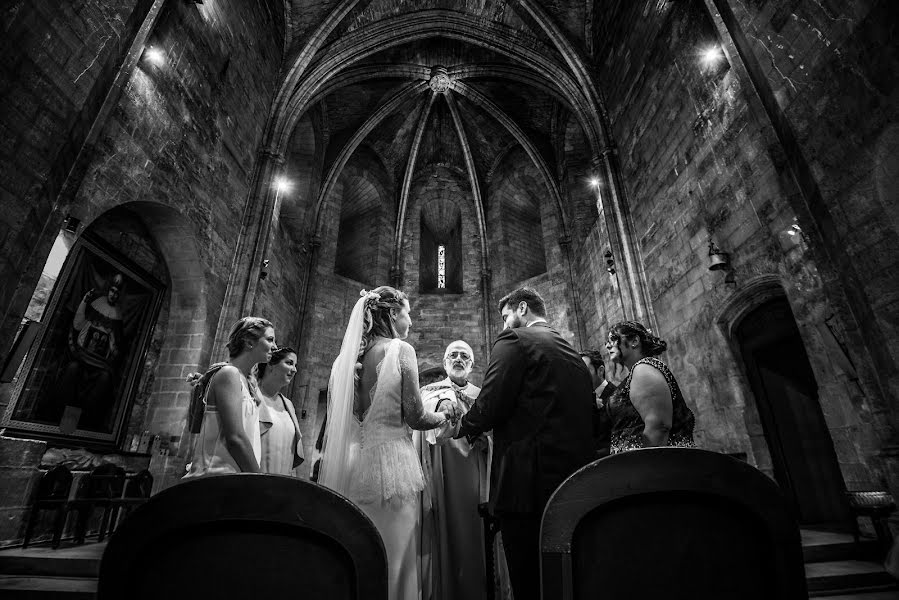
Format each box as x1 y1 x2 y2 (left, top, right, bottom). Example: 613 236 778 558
317 294 368 497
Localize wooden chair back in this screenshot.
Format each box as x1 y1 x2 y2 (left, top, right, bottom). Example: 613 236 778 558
123 469 153 499
36 464 73 501
98 474 387 600
78 463 126 500
541 448 807 600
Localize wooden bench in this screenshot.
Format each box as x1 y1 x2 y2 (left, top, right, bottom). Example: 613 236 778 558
846 490 895 550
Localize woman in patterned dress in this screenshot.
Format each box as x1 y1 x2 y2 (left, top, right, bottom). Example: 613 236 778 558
604 321 695 454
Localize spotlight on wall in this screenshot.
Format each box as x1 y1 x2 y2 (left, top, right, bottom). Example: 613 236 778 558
144 46 165 66
700 45 724 67
708 240 730 271
260 259 270 280
589 177 601 188
275 176 291 194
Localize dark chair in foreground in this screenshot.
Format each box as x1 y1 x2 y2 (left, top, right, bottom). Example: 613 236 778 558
541 448 807 600
98 474 387 600
69 463 126 544
106 469 153 536
22 465 73 548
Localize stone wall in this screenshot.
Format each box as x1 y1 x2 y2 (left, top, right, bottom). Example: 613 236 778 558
0 0 285 542
0 0 146 351
586 0 896 494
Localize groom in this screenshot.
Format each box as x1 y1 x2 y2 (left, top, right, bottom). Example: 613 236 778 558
456 287 594 600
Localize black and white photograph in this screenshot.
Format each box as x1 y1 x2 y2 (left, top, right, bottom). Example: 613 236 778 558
0 0 896 598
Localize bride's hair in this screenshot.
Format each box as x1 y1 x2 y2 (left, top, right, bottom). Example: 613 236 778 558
359 286 408 358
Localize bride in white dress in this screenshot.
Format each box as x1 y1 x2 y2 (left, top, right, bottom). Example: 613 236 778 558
319 286 457 600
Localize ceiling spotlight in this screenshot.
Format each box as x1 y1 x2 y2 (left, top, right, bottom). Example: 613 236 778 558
275 177 291 193
144 47 165 65
589 177 601 188
700 46 723 66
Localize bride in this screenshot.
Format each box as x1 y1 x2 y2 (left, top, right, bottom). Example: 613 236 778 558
319 286 457 600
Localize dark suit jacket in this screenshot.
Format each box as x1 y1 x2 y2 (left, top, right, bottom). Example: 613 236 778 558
458 322 595 515
592 381 617 458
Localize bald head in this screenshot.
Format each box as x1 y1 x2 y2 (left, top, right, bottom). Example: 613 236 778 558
443 340 474 384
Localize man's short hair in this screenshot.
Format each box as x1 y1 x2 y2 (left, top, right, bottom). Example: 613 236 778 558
579 349 605 371
498 287 546 317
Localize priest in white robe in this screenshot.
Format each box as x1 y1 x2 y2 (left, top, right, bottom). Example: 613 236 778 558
418 340 507 600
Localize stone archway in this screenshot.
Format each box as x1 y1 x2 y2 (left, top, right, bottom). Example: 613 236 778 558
717 277 851 528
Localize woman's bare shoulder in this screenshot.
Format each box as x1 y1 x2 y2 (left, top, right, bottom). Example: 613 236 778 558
631 362 667 385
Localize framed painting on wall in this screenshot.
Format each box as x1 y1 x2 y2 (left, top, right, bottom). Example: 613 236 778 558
2 234 164 448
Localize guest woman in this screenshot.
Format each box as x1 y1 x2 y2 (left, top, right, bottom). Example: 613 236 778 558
257 346 305 476
605 321 694 453
184 317 276 477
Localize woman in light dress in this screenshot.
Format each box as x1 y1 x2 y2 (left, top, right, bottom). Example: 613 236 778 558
183 317 276 477
257 346 305 476
319 287 459 600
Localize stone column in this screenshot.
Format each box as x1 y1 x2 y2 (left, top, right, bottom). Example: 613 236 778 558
210 148 285 360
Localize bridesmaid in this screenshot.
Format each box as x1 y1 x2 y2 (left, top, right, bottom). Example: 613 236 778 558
184 317 276 477
257 346 305 475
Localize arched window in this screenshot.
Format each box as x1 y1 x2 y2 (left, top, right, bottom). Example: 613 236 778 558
437 244 446 289
420 199 462 293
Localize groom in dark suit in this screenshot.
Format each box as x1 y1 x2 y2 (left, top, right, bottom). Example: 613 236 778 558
580 349 618 458
456 287 594 600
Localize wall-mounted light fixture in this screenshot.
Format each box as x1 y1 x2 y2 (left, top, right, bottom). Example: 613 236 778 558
63 216 80 233
259 259 270 280
143 46 165 66
604 249 616 275
700 45 724 67
275 176 291 194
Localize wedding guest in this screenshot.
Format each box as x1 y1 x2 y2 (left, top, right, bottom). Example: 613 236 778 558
456 287 594 600
257 346 305 476
580 349 616 458
605 321 695 453
183 317 276 478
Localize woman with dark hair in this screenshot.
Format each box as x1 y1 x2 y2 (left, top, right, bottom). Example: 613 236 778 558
257 346 304 476
320 286 457 600
183 317 276 477
605 321 695 453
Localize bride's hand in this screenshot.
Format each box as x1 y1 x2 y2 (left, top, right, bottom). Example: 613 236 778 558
439 401 461 424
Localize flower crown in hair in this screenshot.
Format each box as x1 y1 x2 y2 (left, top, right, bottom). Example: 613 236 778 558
360 289 380 307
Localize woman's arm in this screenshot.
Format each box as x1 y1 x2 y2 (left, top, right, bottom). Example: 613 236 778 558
209 367 261 473
628 363 673 447
399 343 449 430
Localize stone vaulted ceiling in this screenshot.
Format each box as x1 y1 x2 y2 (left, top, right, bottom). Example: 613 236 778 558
271 0 609 245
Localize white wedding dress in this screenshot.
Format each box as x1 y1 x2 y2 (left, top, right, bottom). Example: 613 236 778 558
348 338 439 600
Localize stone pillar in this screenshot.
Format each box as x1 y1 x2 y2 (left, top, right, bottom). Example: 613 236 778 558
210 148 285 360
481 268 493 350
599 148 654 327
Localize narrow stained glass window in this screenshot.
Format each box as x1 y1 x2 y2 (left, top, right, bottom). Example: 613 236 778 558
437 244 446 289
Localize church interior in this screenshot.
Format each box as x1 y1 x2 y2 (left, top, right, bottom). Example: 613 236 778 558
0 0 897 597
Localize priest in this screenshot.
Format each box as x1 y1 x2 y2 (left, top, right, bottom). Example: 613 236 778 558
418 340 508 600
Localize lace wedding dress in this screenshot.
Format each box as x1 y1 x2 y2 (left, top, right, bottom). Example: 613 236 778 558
348 338 442 600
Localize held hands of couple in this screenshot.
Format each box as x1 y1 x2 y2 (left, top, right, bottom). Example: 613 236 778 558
437 399 462 426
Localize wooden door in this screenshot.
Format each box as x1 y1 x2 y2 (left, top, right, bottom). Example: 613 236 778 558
735 298 850 528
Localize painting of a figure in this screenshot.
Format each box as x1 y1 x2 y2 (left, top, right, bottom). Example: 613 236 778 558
4 235 162 446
